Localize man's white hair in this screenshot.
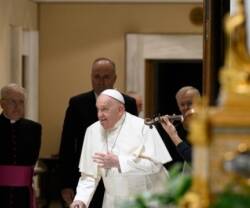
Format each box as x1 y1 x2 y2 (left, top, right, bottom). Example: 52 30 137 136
0 83 25 99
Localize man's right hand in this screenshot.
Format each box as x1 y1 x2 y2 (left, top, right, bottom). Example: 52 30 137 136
70 200 86 208
61 188 75 206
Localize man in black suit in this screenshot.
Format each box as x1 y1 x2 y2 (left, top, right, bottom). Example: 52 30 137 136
59 57 138 207
0 83 41 208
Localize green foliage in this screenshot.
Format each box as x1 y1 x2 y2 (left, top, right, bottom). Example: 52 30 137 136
120 164 192 208
210 181 250 208
119 163 250 208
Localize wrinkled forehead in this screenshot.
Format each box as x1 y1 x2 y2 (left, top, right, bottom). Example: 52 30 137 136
177 95 193 108
178 90 197 100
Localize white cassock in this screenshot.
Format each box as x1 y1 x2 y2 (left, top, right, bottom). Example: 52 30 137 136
74 112 172 208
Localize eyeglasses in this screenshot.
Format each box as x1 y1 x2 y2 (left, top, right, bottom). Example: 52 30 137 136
182 101 193 108
2 98 24 106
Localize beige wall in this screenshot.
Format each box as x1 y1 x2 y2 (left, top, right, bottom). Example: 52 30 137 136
0 0 37 87
39 3 202 157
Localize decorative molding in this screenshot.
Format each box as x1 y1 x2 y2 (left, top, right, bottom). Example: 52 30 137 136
23 31 39 122
9 27 39 121
33 0 202 3
126 33 203 117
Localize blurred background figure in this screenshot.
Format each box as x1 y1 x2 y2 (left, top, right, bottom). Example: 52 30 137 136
127 91 143 117
0 83 42 208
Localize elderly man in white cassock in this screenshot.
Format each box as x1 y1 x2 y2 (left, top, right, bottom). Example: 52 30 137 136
70 89 172 208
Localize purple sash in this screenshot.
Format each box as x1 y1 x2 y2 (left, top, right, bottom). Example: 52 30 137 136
0 165 36 208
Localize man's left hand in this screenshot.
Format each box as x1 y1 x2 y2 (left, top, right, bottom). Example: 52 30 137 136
93 152 119 169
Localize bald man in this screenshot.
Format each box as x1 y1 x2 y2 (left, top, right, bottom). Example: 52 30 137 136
59 58 138 207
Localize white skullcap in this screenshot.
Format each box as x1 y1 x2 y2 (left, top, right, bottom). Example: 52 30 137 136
101 89 125 104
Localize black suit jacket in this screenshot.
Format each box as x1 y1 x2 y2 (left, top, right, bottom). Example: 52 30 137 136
59 90 137 207
0 114 41 208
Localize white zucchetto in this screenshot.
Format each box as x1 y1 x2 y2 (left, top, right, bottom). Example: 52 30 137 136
101 89 125 104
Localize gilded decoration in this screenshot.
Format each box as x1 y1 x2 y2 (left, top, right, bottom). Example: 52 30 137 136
182 0 250 207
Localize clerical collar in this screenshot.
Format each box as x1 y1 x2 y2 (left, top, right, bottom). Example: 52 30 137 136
106 113 126 133
2 113 17 123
